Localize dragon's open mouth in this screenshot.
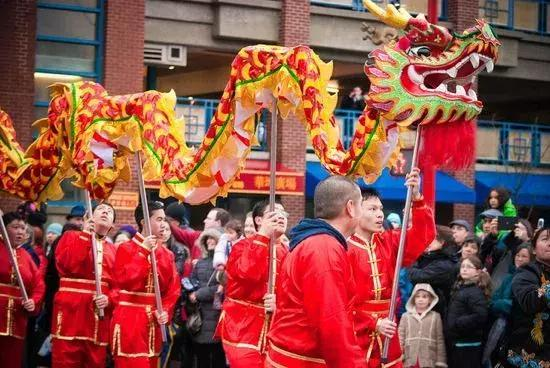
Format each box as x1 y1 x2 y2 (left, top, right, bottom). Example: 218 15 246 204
403 47 496 106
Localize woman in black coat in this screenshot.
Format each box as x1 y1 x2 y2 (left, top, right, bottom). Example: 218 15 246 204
446 255 491 368
409 225 458 317
189 228 226 368
506 227 550 367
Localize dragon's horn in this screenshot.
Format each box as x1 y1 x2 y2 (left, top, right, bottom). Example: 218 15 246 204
362 0 412 29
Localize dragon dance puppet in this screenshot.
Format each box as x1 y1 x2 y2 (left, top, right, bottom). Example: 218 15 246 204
0 1 499 205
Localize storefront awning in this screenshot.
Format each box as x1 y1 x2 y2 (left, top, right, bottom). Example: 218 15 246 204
476 171 550 207
306 162 476 204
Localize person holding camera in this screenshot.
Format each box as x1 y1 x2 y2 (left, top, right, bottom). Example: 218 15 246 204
216 201 289 368
484 217 533 290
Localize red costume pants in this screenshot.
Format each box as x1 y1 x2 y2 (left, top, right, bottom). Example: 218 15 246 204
113 356 159 368
51 338 107 368
0 336 25 368
223 343 264 368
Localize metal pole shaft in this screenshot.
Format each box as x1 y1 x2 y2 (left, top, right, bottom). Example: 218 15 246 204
84 191 104 319
0 208 29 301
381 126 423 362
267 96 278 295
135 152 168 343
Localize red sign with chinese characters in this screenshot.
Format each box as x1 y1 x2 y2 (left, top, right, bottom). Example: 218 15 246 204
146 159 304 196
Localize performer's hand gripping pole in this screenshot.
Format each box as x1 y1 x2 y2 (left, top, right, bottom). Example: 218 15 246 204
0 208 29 302
267 95 278 298
136 152 168 343
381 126 423 363
84 191 105 319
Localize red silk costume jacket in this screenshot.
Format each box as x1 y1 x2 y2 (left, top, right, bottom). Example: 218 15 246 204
0 241 45 339
111 233 180 358
52 230 116 346
347 198 435 367
267 233 366 368
217 234 288 363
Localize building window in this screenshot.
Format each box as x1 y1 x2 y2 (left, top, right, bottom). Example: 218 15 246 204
35 0 105 206
479 0 549 34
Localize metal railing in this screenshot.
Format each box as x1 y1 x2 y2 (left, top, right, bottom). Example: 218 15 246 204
176 98 550 167
310 0 448 21
477 120 550 167
176 97 268 150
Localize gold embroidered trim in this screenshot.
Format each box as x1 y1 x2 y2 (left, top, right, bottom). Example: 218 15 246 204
0 298 23 339
112 305 157 358
225 297 265 309
60 277 108 286
58 287 97 294
222 338 260 351
52 311 107 346
382 354 404 368
269 342 326 364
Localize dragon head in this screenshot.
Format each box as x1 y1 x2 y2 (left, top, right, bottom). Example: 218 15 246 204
363 0 500 126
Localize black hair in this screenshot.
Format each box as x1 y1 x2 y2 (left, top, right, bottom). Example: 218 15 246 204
92 202 117 223
134 201 164 232
251 200 282 231
532 226 550 249
2 212 25 227
361 188 381 201
213 208 231 227
485 187 511 211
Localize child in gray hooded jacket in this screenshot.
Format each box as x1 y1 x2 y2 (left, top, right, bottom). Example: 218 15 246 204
398 283 447 368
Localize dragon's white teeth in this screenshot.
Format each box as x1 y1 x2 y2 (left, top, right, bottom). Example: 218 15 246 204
408 67 424 84
456 85 467 96
435 84 447 93
470 53 480 68
468 89 477 100
485 60 494 73
447 67 458 78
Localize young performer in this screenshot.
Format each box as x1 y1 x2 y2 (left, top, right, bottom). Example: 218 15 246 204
51 203 117 367
217 201 289 367
0 212 45 367
267 176 366 368
110 201 180 368
347 168 435 368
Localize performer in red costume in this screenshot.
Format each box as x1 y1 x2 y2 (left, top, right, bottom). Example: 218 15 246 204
347 168 436 368
51 203 117 367
218 200 289 367
267 176 367 368
0 212 45 367
111 201 180 368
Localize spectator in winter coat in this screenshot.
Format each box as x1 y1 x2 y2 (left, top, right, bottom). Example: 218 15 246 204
506 227 550 367
188 228 226 368
398 283 447 368
446 256 490 368
409 225 458 317
481 243 533 366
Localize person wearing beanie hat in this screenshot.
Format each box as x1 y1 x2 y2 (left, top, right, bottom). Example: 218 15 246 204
387 213 402 229
449 219 471 247
45 223 63 255
66 204 86 229
165 203 189 228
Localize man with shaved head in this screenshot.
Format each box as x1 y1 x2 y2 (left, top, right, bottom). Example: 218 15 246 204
266 176 367 368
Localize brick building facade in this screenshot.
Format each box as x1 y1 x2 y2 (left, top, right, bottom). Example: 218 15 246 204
2 0 538 229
